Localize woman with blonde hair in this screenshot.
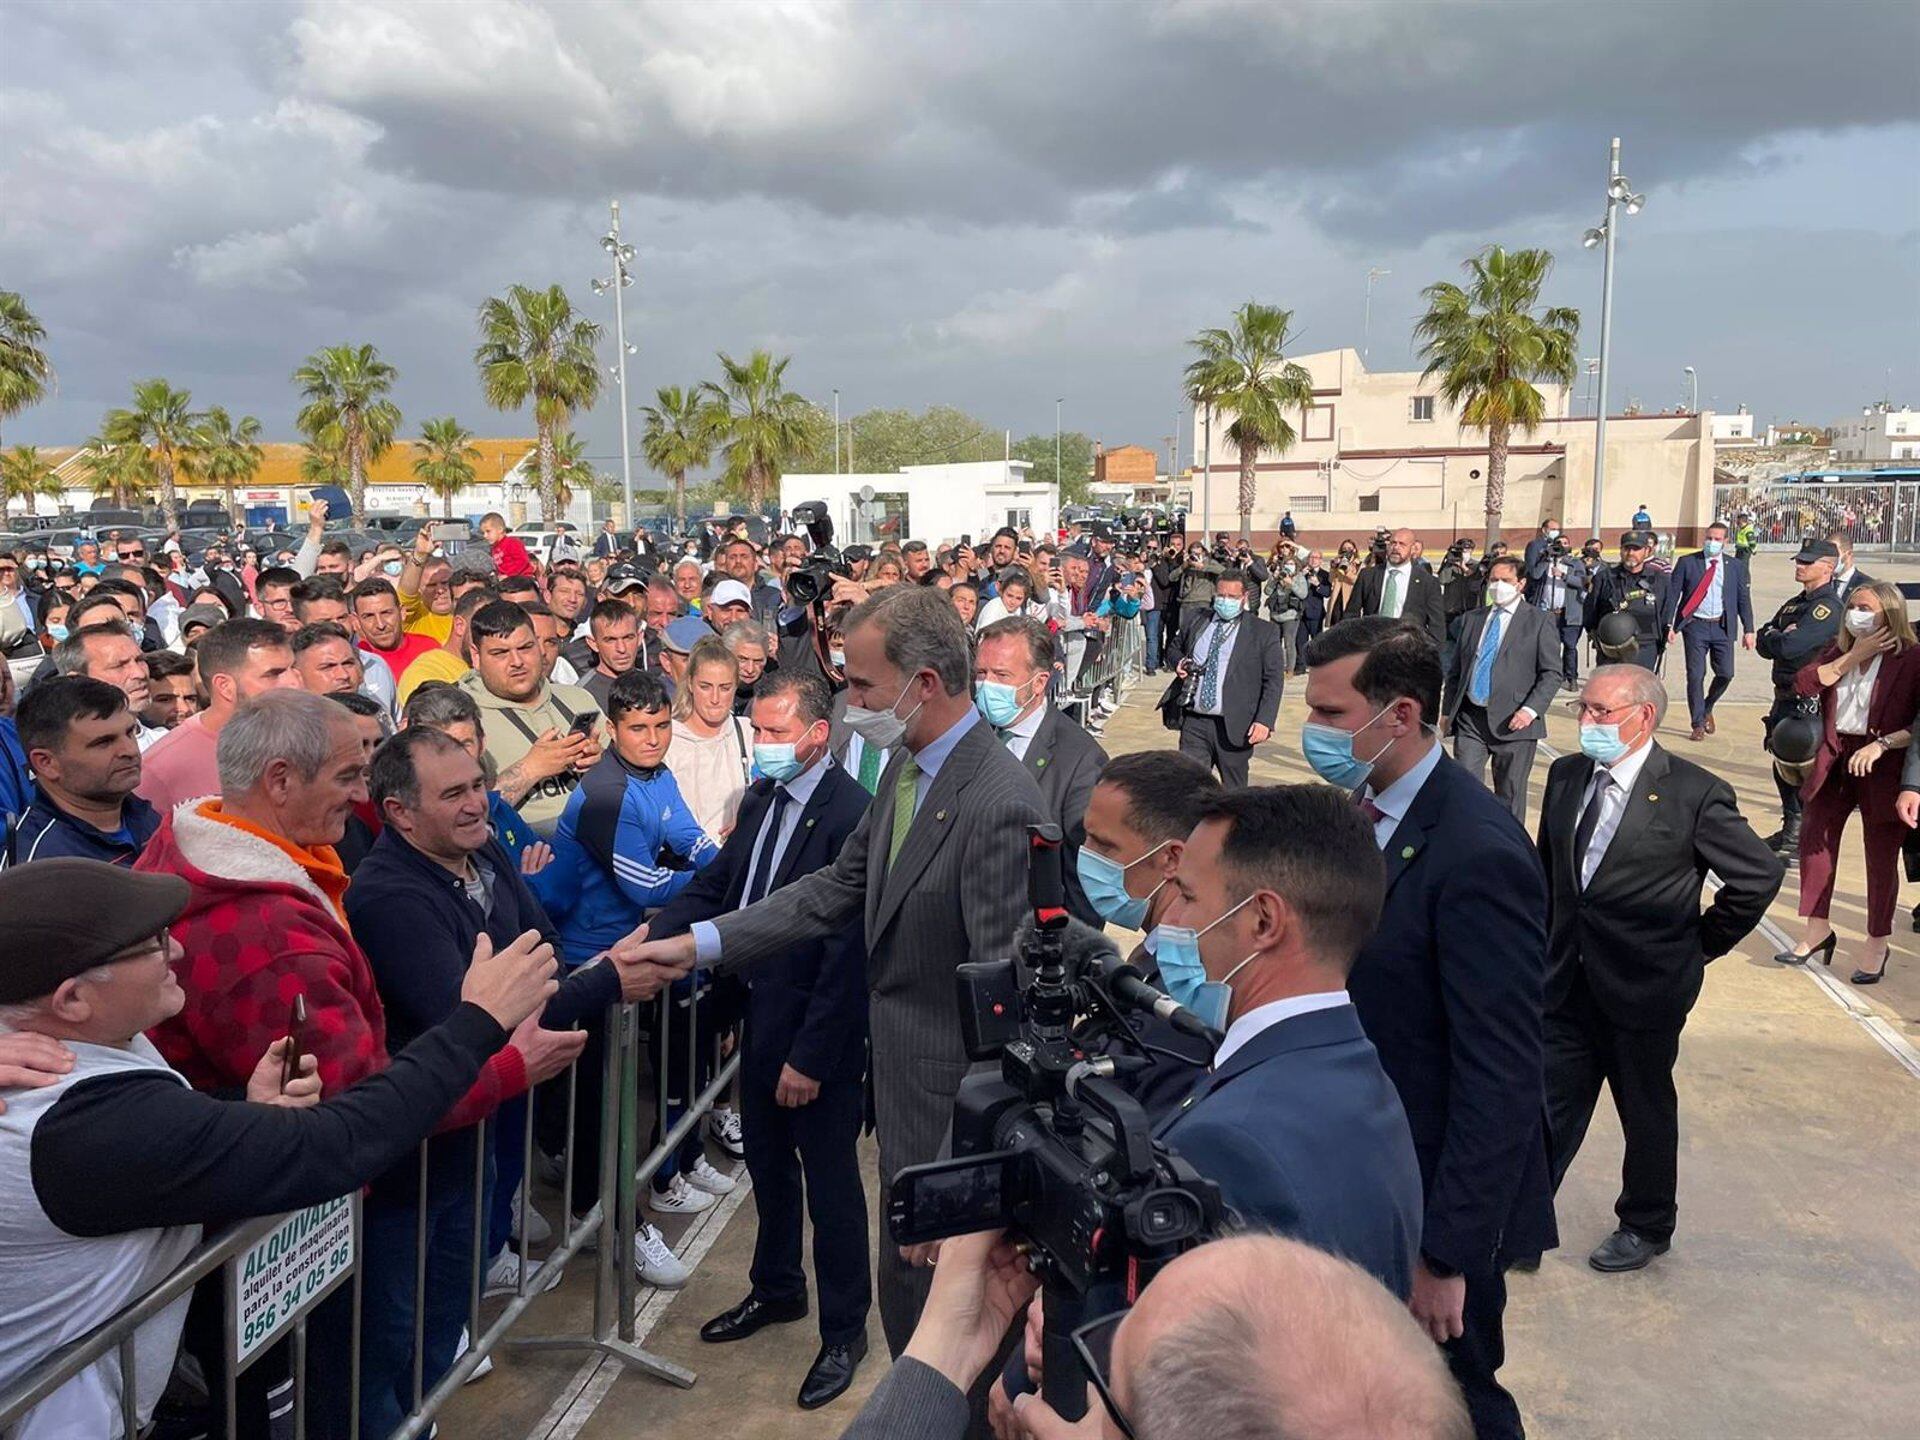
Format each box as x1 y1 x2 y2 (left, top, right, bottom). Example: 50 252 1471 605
667 635 754 840
1777 579 1920 983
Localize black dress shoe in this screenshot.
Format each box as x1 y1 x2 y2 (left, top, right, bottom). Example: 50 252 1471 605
1588 1229 1669 1273
797 1333 868 1410
699 1293 808 1344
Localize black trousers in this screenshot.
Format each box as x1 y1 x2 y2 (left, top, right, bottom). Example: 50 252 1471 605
1450 702 1537 822
1449 1265 1522 1440
1544 968 1684 1244
1763 690 1803 825
740 1057 871 1345
1179 710 1252 787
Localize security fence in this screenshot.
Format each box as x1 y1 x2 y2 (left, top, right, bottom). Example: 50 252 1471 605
1058 614 1147 724
1713 480 1915 553
0 986 737 1440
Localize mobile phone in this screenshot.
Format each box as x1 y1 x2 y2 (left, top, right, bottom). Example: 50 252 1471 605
887 1151 1024 1247
280 995 308 1092
569 714 598 739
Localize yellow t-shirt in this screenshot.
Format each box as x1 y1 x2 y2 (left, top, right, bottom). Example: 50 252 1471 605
400 585 454 644
396 648 471 706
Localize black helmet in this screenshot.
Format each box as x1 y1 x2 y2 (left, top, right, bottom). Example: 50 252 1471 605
1769 710 1823 789
1594 611 1641 663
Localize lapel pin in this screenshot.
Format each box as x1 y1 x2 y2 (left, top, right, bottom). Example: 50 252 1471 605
1647 793 1658 802
1401 845 1416 860
805 817 816 828
936 809 948 821
1036 757 1048 768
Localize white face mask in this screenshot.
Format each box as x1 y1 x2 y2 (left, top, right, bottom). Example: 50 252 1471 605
842 677 924 751
1845 608 1881 637
1487 579 1519 606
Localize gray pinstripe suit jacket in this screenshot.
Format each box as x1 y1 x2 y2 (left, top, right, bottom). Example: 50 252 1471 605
710 713 1044 1178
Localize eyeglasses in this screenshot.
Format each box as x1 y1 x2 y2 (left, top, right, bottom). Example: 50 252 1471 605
1070 1308 1137 1440
1573 700 1639 721
114 927 172 962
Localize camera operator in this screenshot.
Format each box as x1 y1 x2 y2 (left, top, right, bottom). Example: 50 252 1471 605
1296 550 1332 672
1263 556 1307 674
841 1230 1469 1440
1527 532 1595 688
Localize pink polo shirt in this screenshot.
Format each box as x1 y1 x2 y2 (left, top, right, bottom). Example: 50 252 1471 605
136 712 223 816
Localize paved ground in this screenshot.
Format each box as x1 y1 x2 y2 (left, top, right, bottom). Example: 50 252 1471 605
441 546 1920 1440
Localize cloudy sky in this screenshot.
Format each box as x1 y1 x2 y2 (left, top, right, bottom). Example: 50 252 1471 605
4 0 1916 470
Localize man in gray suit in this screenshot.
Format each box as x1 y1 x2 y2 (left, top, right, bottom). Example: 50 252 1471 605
1443 553 1561 821
617 585 1044 1355
973 615 1108 926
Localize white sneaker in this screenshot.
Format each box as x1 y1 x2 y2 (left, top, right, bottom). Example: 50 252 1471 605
707 1106 745 1159
455 1326 493 1382
685 1156 737 1196
484 1247 561 1298
634 1222 690 1288
511 1191 553 1246
648 1173 717 1215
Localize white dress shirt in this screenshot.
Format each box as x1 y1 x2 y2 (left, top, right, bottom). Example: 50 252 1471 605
1833 654 1880 735
1578 739 1655 888
1213 990 1352 1069
1362 739 1443 849
1188 614 1242 718
998 701 1047 761
738 753 833 906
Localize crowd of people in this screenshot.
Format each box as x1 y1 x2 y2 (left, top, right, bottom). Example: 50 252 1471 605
0 498 1900 1440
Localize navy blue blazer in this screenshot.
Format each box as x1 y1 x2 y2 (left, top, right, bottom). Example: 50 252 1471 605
1345 752 1557 1272
648 762 869 1087
1157 1004 1422 1298
1660 550 1754 638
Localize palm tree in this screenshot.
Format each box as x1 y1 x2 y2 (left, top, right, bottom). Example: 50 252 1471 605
639 385 714 529
550 430 596 511
0 291 54 453
299 424 350 489
413 416 481 519
293 344 401 520
102 379 200 529
474 284 602 525
197 406 264 522
81 433 152 509
1 445 63 519
1184 303 1316 541
1413 246 1579 546
700 350 811 513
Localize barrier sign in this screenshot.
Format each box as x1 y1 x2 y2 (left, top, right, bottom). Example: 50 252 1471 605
228 1195 357 1369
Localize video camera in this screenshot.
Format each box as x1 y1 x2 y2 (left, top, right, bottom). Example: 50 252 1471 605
888 826 1223 1419
785 500 853 607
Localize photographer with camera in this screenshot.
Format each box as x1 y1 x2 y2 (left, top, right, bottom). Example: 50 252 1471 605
1263 556 1308 673
1527 531 1595 688
840 1230 1469 1440
1167 571 1285 786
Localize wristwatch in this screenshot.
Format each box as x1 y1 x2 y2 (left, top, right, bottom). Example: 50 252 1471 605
1420 1250 1460 1280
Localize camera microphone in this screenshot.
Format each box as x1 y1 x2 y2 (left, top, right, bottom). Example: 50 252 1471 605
1095 955 1216 1042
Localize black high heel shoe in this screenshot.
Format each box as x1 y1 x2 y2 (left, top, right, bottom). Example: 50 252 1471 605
1850 947 1891 986
1776 933 1837 967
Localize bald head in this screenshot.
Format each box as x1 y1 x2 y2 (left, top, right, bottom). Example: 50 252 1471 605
1118 1236 1469 1440
1387 529 1419 566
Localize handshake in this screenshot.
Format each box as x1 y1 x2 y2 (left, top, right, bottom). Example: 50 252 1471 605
606 925 700 1002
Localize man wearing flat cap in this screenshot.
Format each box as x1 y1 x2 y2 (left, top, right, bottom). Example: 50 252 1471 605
1754 537 1845 856
0 859 563 1440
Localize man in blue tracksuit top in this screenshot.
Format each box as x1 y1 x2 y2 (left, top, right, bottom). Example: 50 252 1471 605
527 668 721 1269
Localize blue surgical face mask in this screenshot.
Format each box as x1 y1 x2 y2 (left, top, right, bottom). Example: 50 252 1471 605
1300 706 1396 790
1703 539 1724 558
46 622 69 643
1212 596 1243 622
1075 839 1170 930
753 742 804 782
974 675 1039 729
1147 893 1256 1029
1579 723 1628 764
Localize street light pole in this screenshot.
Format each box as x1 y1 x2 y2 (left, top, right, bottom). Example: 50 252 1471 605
833 389 840 474
1363 267 1391 364
1201 402 1213 536
1583 137 1644 537
593 200 637 529
1055 398 1063 492
1684 366 1698 414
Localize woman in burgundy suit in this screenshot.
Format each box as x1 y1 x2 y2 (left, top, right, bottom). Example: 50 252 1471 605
1779 581 1920 983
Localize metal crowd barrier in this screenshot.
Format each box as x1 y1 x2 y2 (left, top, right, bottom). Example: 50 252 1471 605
1058 615 1146 725
0 985 738 1440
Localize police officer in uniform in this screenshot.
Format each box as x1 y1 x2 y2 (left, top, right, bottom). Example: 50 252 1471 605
1588 530 1670 671
1754 537 1844 857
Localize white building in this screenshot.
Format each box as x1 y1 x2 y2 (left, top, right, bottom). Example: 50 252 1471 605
779 460 1056 548
1831 404 1920 465
1711 407 1757 446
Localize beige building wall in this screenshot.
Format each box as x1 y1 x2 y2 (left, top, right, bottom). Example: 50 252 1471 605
1188 349 1713 545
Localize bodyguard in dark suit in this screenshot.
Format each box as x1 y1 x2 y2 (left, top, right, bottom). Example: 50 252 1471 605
1829 530 1873 600
1303 618 1554 1440
646 671 873 1409
1350 527 1448 648
1443 554 1562 821
1538 666 1782 1272
1155 786 1423 1299
1172 570 1285 786
973 614 1107 925
1660 522 1755 739
616 586 1044 1358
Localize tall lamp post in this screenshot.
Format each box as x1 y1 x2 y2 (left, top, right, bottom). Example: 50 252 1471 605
1581 137 1645 536
833 388 841 474
1055 398 1063 493
1363 267 1391 364
1683 365 1698 414
591 200 637 528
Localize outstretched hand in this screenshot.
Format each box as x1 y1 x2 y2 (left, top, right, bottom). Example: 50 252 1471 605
609 929 697 1001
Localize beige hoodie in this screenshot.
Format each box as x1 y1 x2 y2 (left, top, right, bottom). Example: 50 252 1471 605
455 670 601 836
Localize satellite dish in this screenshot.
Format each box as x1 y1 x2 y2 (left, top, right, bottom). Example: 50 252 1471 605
858 485 876 504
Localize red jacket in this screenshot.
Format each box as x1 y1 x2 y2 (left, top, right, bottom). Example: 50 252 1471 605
136 801 525 1120
491 535 534 578
1793 641 1920 807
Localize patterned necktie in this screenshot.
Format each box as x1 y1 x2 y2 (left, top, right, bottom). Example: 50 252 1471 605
1356 795 1388 826
1382 568 1402 618
1469 608 1505 706
887 758 921 868
856 737 884 794
1197 618 1230 712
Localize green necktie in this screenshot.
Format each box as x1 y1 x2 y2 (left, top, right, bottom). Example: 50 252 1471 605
887 758 921 868
1382 568 1401 617
856 738 884 794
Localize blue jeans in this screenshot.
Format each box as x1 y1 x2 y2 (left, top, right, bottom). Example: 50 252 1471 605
1142 609 1164 671
359 1168 482 1436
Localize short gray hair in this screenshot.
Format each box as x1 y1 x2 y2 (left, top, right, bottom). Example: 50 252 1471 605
1587 663 1667 725
723 620 772 654
844 584 971 696
52 620 135 677
217 689 342 793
